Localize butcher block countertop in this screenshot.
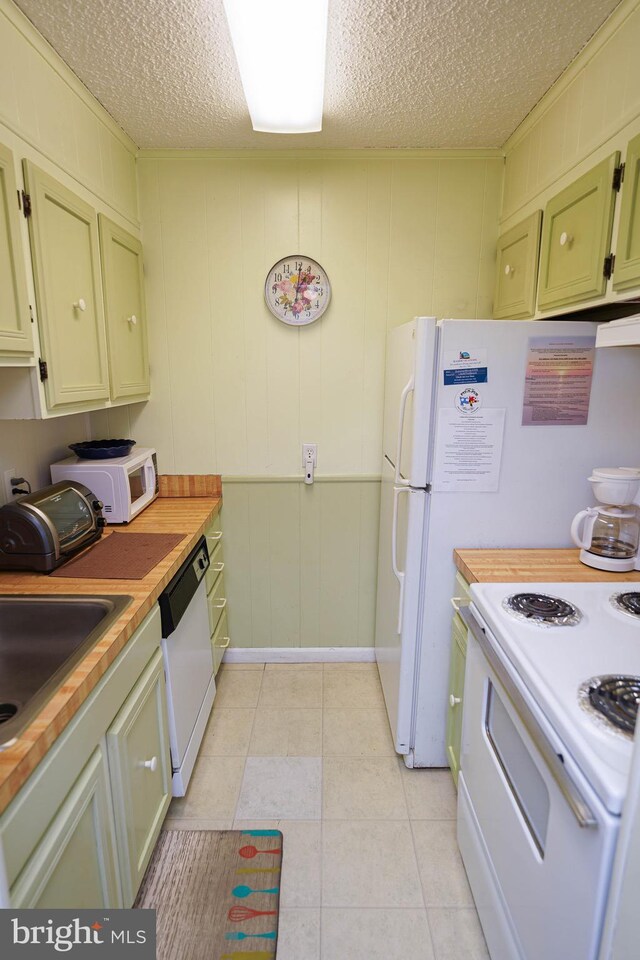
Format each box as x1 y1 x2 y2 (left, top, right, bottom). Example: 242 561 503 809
0 494 220 814
454 548 640 585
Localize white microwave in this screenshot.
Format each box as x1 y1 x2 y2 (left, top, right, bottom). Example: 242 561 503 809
50 447 158 524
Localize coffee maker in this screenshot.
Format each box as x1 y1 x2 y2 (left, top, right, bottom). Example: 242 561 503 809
571 468 640 572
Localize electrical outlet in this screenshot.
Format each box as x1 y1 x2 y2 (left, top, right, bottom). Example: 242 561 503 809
302 443 317 466
3 468 16 503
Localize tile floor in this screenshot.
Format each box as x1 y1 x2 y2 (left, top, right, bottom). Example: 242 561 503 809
164 662 489 960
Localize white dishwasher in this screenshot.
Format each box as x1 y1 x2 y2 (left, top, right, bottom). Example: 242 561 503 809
158 536 215 796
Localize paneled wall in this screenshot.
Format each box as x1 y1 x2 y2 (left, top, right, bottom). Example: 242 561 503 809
501 0 640 229
0 0 139 500
129 152 503 647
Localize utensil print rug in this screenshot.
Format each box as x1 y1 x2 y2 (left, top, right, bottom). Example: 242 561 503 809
134 829 283 960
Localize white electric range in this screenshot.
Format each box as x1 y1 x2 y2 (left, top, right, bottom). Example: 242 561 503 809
457 582 640 960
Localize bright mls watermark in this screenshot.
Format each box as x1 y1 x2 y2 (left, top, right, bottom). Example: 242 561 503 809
0 910 156 958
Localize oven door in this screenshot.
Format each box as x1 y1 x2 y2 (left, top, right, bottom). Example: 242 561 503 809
126 455 157 520
458 608 618 960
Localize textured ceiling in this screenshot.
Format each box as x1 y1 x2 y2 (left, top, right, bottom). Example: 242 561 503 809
14 0 621 149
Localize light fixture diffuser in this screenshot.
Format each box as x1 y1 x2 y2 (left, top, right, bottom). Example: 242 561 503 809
222 0 329 134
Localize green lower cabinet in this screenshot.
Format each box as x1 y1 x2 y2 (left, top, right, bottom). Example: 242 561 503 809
211 609 230 676
614 132 640 292
446 613 468 788
10 746 121 908
538 152 620 310
106 649 172 907
493 210 542 319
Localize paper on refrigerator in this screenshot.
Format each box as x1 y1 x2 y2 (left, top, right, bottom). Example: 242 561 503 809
432 407 506 492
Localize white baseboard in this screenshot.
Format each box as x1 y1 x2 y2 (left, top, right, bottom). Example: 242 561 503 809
223 647 376 663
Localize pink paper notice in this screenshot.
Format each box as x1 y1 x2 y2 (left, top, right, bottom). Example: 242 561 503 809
522 336 596 426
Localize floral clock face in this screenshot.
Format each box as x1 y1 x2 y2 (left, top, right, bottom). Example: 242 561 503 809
265 256 331 325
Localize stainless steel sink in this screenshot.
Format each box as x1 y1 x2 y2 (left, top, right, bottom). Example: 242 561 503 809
0 594 132 749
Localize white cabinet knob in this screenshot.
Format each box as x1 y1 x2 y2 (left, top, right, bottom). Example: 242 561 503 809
142 756 158 772
559 232 573 247
73 298 87 312
127 314 138 325
504 264 514 276
449 694 461 708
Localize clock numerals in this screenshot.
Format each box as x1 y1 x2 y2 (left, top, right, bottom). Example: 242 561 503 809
274 271 283 282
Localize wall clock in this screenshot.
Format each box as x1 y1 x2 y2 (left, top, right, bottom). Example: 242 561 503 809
264 256 331 325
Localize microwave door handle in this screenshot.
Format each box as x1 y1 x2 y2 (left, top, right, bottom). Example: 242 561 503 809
144 460 155 494
459 606 598 830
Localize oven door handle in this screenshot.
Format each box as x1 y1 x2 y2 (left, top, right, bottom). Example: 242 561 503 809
459 606 598 830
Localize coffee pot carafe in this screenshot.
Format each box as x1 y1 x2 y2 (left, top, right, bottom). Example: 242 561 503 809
571 468 640 572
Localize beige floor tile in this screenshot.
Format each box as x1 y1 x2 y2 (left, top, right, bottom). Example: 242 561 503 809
276 909 320 960
412 821 475 908
321 908 434 960
277 821 322 907
258 669 323 708
399 765 458 819
323 758 408 820
323 661 378 672
265 662 323 671
323 708 395 757
236 757 322 820
322 820 423 908
428 908 489 959
168 756 245 819
220 661 265 671
162 818 232 830
248 708 322 756
199 708 255 756
232 819 280 831
323 667 385 708
214 668 263 708
249 707 322 757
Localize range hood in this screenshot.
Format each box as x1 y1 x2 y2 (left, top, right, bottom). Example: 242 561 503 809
596 313 640 347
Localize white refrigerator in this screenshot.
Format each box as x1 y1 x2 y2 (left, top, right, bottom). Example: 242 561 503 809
375 316 640 767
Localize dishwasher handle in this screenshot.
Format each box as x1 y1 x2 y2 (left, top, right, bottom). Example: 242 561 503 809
159 535 210 637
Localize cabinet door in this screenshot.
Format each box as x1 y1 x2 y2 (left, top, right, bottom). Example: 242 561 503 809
23 161 109 408
614 133 640 292
107 649 171 906
493 210 542 319
211 608 230 676
537 152 620 310
10 746 121 908
0 143 32 355
99 215 150 401
445 615 467 788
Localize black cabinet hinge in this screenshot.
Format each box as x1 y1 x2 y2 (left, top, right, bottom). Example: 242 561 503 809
21 190 32 218
29 305 34 324
38 358 48 381
613 164 625 192
603 253 616 280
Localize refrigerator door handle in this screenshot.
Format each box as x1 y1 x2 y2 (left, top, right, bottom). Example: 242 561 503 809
394 376 414 486
392 485 410 633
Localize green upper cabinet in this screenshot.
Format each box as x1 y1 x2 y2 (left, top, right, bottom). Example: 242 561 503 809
99 215 150 401
493 210 542 319
23 160 109 409
0 143 33 355
537 152 620 311
614 133 640 292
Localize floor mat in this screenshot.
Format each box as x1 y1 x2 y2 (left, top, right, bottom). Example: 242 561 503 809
134 829 283 959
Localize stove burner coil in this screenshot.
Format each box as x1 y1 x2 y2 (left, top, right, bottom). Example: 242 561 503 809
579 675 640 737
503 592 581 626
611 592 640 619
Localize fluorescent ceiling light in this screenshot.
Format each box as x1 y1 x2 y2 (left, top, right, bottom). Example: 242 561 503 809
222 0 329 134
